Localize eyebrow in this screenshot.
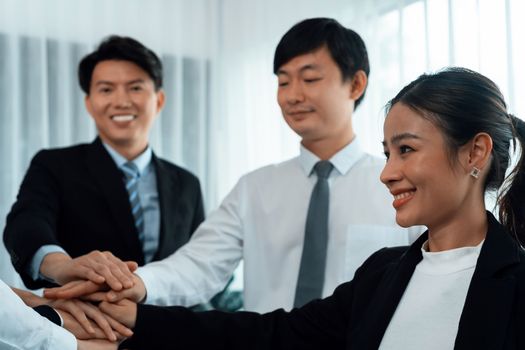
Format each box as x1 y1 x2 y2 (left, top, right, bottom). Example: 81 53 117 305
94 79 146 86
381 132 421 147
277 64 321 76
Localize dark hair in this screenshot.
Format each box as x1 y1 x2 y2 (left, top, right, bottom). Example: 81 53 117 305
78 35 163 94
273 18 370 108
386 67 525 246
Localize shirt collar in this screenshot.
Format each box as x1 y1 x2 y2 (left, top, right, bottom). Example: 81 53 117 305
102 142 153 176
299 137 365 176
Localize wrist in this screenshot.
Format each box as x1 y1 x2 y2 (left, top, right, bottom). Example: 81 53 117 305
40 252 71 283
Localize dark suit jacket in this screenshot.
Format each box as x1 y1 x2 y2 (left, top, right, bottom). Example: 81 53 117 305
3 138 204 289
123 212 525 349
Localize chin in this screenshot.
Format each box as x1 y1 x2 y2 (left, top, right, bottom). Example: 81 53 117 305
395 213 417 228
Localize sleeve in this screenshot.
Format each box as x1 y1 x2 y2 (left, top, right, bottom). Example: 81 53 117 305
3 150 64 289
0 280 76 350
136 177 247 307
189 177 205 235
124 246 400 350
122 281 354 350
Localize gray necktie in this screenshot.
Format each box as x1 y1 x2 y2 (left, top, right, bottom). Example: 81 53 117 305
294 160 334 308
121 162 145 243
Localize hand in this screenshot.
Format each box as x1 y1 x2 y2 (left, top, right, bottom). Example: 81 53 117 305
60 311 117 340
46 274 146 304
77 339 119 350
99 299 138 329
52 299 133 341
45 280 109 300
40 251 138 290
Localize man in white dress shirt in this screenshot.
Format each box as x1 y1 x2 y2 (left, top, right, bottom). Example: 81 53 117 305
48 18 420 313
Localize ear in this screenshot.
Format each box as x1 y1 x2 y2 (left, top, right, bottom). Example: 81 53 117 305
466 132 493 172
84 95 94 120
155 89 166 114
349 70 367 101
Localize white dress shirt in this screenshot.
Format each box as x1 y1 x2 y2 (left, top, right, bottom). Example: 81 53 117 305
138 138 421 312
379 240 483 350
0 279 76 350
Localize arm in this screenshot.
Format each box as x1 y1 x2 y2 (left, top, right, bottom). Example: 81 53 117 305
3 150 64 288
3 151 138 290
12 287 132 341
135 178 246 306
0 280 77 350
100 283 353 350
47 178 248 306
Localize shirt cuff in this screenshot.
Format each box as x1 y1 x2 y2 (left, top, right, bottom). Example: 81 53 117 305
29 245 69 282
33 305 62 327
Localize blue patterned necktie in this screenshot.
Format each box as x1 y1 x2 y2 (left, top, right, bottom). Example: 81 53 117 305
121 162 145 243
294 160 334 308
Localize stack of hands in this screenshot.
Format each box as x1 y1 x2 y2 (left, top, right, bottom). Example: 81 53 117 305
32 251 148 350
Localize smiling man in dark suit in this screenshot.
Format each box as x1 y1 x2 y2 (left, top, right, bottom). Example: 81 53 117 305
3 36 204 292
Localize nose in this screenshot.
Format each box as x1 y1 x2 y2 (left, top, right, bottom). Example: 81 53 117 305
380 156 402 187
285 81 305 105
115 87 132 108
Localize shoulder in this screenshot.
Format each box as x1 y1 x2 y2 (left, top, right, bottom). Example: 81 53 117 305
352 152 386 172
238 157 300 182
154 156 201 185
30 143 92 167
354 245 409 280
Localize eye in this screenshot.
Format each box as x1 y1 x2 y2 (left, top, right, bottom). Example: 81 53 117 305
383 151 390 161
130 85 143 92
278 81 289 87
399 145 414 154
304 78 321 83
98 87 112 94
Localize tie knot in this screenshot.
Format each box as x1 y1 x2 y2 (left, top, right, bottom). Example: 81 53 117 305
314 160 333 179
121 162 140 180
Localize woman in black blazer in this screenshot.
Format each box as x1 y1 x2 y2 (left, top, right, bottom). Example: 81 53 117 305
100 68 525 350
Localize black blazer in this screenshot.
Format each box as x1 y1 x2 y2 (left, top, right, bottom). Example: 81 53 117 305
3 138 204 289
123 212 525 349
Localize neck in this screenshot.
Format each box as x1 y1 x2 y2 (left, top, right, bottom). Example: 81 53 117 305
302 129 355 160
102 138 148 161
426 200 487 252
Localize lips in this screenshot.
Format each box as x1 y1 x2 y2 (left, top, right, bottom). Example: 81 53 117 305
391 190 416 209
111 115 136 122
285 106 315 115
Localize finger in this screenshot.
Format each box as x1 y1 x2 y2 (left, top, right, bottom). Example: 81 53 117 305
45 280 104 299
82 262 123 291
55 300 95 335
81 291 109 302
83 268 108 285
125 261 139 272
78 301 117 342
103 252 135 289
105 313 134 337
106 288 132 303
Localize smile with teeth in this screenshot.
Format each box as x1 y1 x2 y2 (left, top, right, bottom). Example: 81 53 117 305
392 190 415 209
111 115 136 122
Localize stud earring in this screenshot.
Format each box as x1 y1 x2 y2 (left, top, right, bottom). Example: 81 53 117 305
470 167 481 179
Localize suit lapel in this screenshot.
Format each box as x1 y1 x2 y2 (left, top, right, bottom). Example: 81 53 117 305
454 213 520 350
85 138 144 264
152 155 181 260
350 234 427 350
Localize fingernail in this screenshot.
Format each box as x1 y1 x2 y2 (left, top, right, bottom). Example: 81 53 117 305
108 292 116 301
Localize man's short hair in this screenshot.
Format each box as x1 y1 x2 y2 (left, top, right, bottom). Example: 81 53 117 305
273 18 370 108
78 35 163 94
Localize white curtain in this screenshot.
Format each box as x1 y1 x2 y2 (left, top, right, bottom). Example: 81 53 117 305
0 0 220 286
